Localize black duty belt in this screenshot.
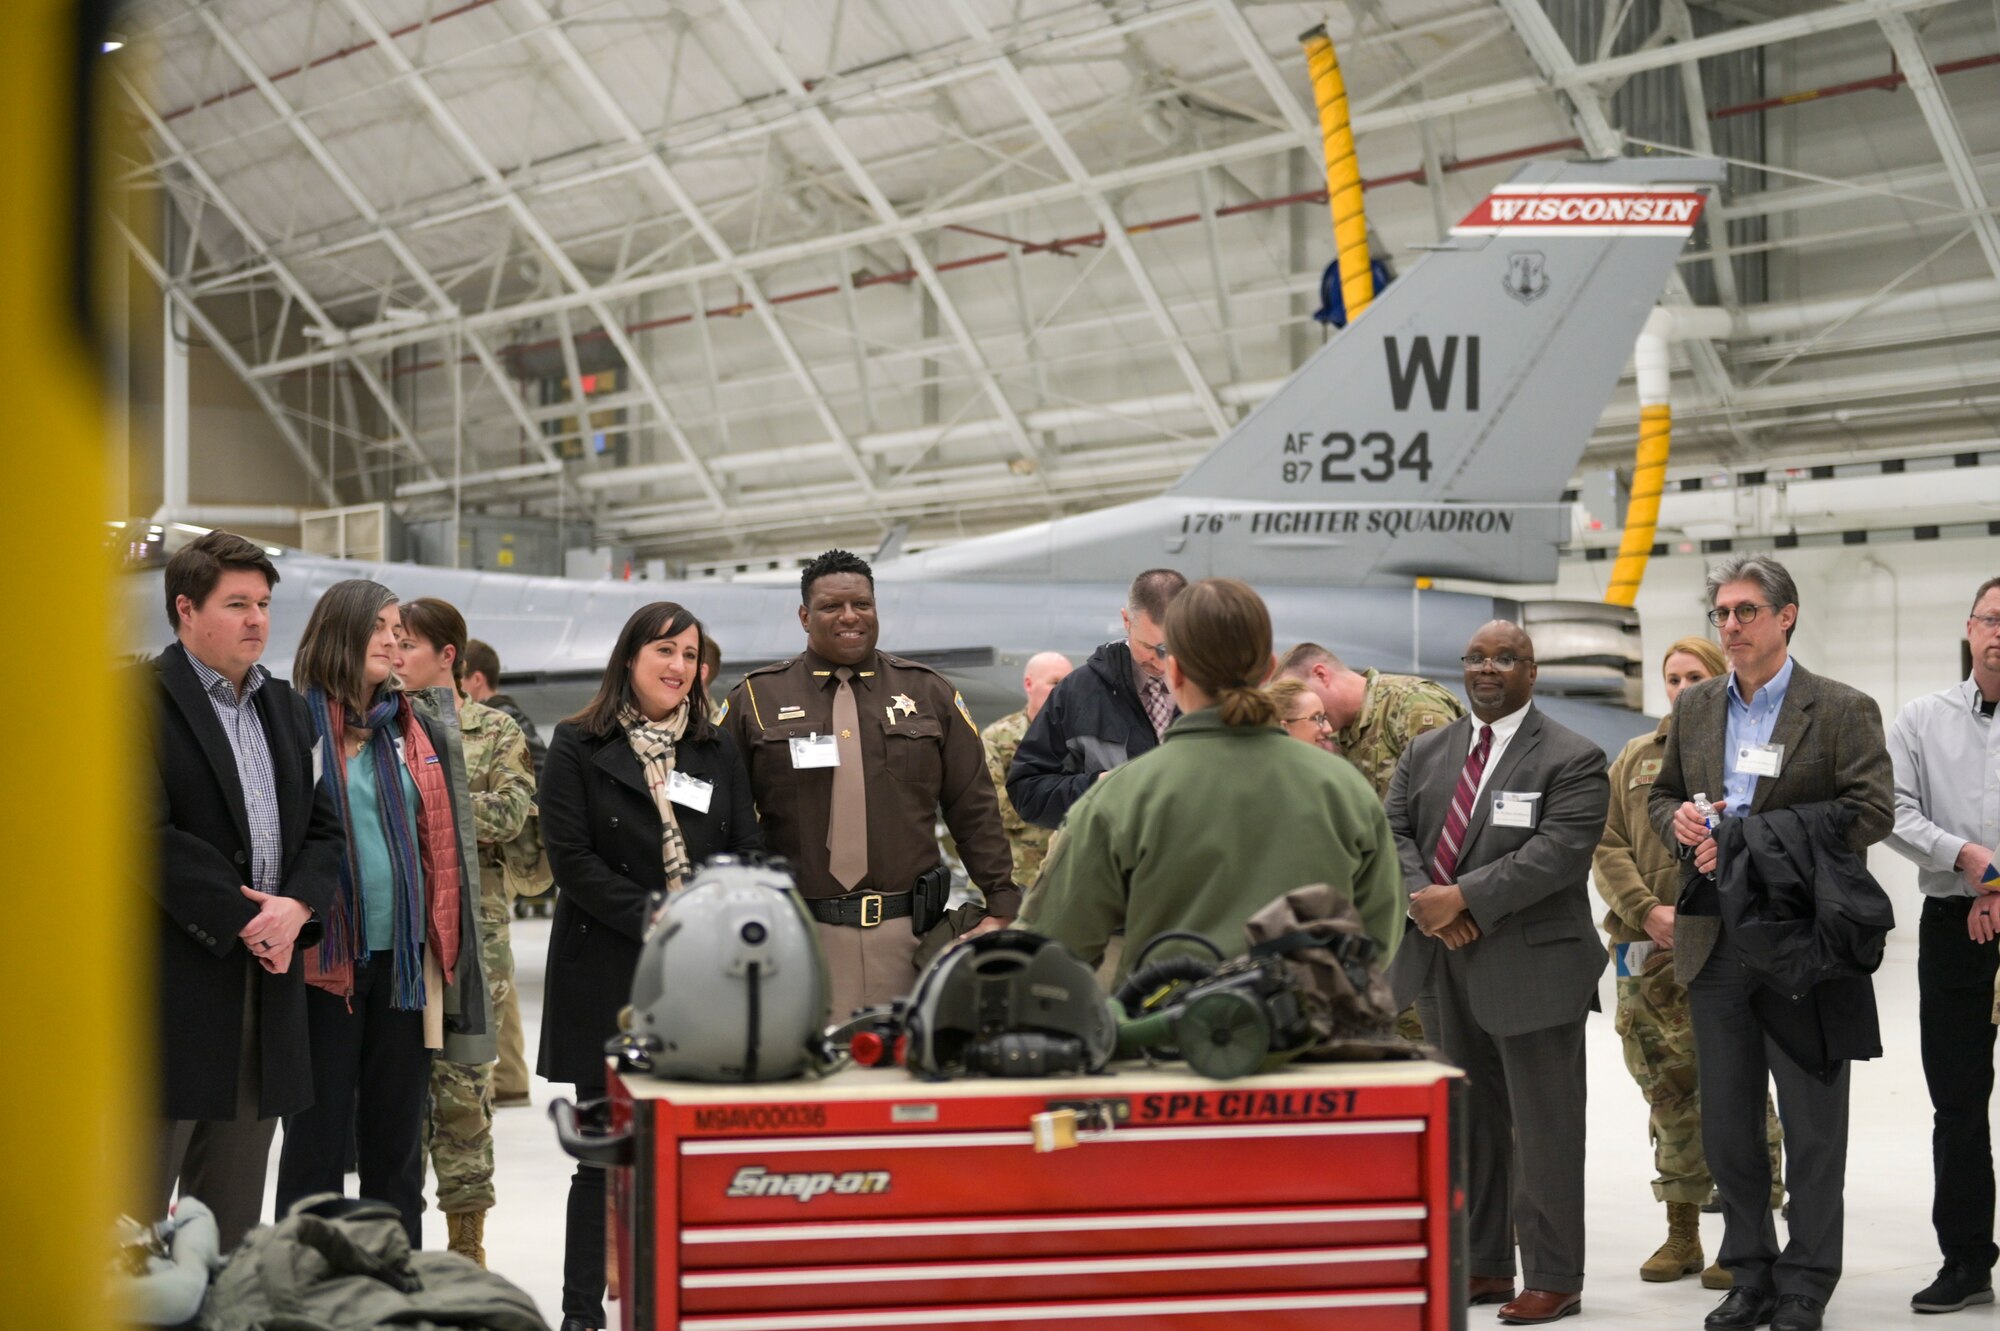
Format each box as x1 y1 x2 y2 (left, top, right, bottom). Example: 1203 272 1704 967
807 892 912 928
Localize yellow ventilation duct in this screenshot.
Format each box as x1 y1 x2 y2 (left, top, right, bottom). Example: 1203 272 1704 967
1301 24 1373 323
1605 318 1673 607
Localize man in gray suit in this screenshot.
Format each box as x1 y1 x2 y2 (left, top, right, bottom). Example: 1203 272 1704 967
1387 621 1610 1326
1650 554 1893 1331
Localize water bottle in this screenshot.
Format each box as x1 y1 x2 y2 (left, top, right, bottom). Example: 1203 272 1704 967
1692 792 1718 877
1692 792 1718 830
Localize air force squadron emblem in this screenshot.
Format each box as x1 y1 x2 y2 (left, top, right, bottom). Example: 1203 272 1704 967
1504 250 1549 303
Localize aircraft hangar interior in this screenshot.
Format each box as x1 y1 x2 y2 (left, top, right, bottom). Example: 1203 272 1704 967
63 0 2000 1326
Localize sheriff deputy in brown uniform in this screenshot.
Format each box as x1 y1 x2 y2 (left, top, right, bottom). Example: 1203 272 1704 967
722 549 1020 1017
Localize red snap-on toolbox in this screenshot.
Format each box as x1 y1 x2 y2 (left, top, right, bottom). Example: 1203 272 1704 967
582 1061 1466 1331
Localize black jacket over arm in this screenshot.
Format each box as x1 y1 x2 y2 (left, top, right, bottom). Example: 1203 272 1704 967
536 719 761 1084
147 645 343 1121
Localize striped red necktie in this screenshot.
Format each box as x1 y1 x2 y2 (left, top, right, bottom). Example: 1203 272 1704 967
1431 724 1494 884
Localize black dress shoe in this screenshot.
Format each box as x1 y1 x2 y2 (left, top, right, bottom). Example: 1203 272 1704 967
1769 1295 1823 1331
1913 1260 1996 1313
558 1320 600 1331
1705 1286 1778 1329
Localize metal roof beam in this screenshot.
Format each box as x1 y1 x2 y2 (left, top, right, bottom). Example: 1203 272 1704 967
1877 10 2000 284
326 0 732 514
512 0 879 497
716 0 1051 486
945 0 1229 437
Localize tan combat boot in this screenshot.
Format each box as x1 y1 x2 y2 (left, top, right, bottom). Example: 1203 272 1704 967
1639 1201 1704 1282
446 1210 488 1268
1701 1259 1733 1290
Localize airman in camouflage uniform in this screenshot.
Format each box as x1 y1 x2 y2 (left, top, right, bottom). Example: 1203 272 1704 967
983 709 1052 888
425 698 536 1266
1332 668 1466 800
1598 718 1783 1288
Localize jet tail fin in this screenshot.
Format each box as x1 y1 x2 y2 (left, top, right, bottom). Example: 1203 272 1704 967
1168 156 1724 579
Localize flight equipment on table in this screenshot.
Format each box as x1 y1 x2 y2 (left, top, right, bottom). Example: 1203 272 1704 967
617 856 829 1083
891 929 1118 1079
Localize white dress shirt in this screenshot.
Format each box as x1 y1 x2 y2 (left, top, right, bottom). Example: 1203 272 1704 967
1471 699 1534 804
1886 677 2000 898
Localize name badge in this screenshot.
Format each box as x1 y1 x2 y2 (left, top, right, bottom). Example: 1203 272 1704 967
789 733 841 770
667 769 713 814
1491 791 1541 829
1736 742 1784 778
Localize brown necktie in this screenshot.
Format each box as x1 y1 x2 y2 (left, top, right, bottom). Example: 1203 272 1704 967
827 666 869 889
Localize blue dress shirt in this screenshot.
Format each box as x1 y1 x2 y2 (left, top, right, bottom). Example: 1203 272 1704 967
1722 655 1796 818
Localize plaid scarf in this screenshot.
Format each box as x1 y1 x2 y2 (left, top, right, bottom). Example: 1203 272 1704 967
620 701 693 896
303 688 463 1008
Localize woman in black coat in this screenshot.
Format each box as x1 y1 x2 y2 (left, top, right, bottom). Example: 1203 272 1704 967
537 601 759 1331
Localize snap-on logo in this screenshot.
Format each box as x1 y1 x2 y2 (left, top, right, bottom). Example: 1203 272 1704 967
725 1166 891 1202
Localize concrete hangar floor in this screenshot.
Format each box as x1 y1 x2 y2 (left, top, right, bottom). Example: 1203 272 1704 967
257 915 1949 1327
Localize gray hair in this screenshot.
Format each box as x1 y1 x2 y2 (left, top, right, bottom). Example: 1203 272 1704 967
1705 553 1799 640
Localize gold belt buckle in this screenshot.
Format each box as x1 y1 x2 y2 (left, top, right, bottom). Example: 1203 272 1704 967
859 893 884 928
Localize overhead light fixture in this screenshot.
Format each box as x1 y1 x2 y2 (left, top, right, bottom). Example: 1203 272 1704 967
102 37 125 53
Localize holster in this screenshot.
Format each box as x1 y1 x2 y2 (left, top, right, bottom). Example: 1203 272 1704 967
910 863 951 936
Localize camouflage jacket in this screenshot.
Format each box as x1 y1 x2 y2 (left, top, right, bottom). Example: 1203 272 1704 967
1336 669 1465 800
982 709 1052 888
482 691 546 780
459 699 536 874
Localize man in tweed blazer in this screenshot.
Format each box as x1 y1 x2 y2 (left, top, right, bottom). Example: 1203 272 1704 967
1387 621 1609 1325
1649 554 1893 1331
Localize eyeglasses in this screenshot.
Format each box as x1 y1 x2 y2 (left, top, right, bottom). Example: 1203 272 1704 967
1287 711 1333 731
1460 655 1529 671
1131 635 1168 661
1707 603 1776 627
1972 614 2000 630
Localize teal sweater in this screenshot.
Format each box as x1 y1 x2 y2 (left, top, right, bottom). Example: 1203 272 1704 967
1022 706 1403 981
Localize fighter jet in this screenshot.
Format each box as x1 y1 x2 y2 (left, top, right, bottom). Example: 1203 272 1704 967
129 156 1724 750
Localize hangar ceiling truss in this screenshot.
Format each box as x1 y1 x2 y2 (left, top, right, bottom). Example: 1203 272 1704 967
118 0 2000 562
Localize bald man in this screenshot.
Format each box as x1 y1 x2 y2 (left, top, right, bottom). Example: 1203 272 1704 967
982 653 1074 889
1385 621 1610 1323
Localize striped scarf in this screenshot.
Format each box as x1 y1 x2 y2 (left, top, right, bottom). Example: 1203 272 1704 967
619 701 692 896
304 688 463 1008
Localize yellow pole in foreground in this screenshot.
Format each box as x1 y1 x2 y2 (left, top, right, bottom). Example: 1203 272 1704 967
0 2 142 1323
1301 24 1374 324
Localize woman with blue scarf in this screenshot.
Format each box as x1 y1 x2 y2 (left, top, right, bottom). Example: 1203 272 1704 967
274 579 469 1246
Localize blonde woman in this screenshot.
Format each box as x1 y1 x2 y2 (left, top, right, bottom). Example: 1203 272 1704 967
1267 676 1337 752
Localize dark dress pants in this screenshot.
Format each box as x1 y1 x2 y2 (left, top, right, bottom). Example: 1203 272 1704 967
564 1068 610 1326
1689 937 1849 1302
156 961 278 1251
1431 944 1589 1293
1920 894 2000 1270
276 954 431 1246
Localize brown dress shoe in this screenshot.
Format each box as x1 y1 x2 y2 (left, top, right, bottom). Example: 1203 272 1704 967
1469 1276 1518 1305
1497 1289 1582 1324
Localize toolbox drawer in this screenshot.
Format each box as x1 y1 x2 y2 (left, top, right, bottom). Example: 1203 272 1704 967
678 1120 1426 1224
679 1201 1427 1267
675 1288 1428 1330
682 1244 1425 1312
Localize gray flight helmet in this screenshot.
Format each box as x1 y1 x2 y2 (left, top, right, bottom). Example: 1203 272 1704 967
628 856 829 1082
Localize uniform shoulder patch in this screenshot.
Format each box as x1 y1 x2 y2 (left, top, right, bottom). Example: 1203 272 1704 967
714 696 730 723
952 690 978 733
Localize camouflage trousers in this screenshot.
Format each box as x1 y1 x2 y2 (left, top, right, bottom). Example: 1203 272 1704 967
1616 956 1784 1206
426 880 517 1214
